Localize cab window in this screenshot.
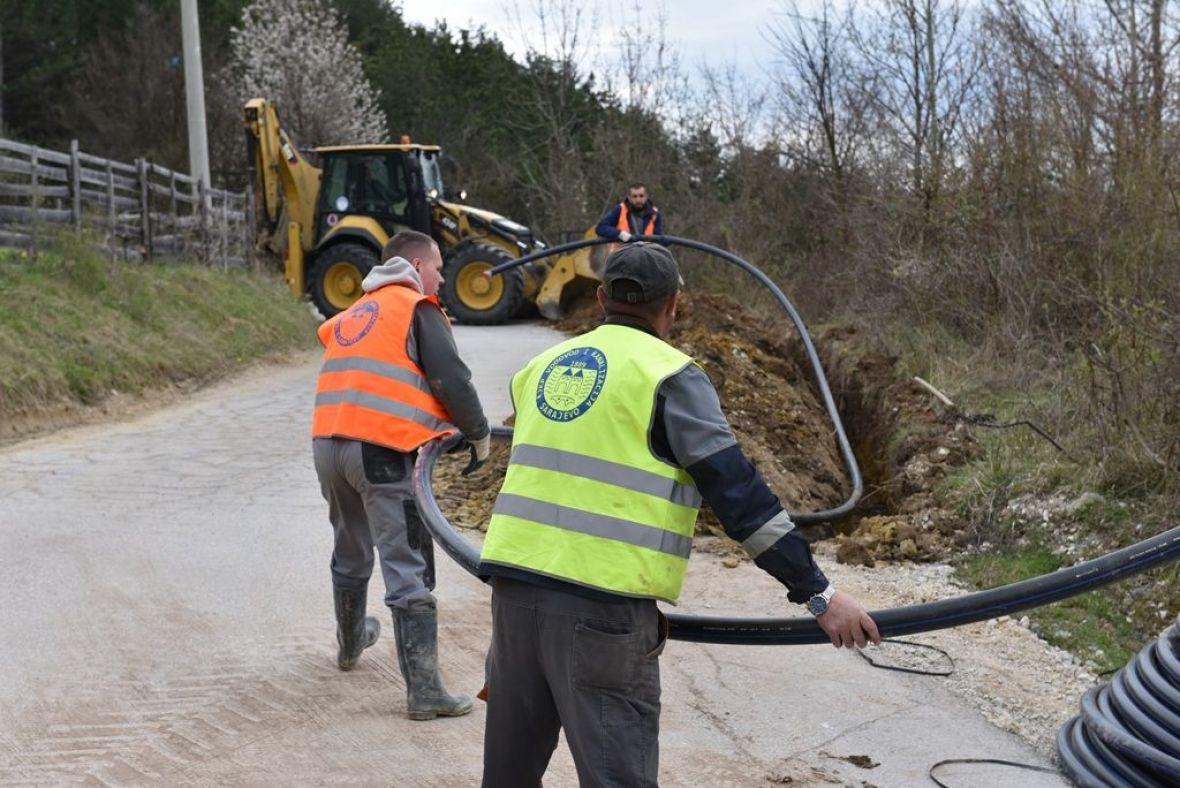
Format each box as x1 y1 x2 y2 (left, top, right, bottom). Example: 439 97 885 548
317 153 412 235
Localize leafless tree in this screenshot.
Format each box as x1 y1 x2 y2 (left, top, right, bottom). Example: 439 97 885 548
850 0 980 211
768 0 873 182
504 0 600 232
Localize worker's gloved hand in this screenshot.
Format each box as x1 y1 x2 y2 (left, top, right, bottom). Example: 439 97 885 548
816 592 881 649
618 231 633 243
460 433 491 476
473 434 491 463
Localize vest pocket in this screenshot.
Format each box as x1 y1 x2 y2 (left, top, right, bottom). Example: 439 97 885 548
572 623 644 690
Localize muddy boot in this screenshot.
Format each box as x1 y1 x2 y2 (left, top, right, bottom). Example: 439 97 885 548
334 586 380 671
393 604 473 720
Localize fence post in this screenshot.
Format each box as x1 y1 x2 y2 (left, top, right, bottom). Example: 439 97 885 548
244 178 256 272
197 180 209 265
137 158 152 261
220 193 229 270
169 171 179 259
29 148 39 256
69 139 82 232
105 161 116 260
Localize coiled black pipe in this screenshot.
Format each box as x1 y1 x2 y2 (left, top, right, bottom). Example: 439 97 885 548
1057 615 1180 786
485 234 861 525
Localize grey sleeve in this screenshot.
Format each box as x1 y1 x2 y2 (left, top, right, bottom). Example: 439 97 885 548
658 364 738 467
659 364 829 603
411 303 489 440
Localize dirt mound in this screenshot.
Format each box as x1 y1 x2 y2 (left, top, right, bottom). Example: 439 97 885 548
436 294 978 566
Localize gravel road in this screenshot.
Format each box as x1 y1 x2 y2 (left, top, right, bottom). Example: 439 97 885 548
0 322 1078 786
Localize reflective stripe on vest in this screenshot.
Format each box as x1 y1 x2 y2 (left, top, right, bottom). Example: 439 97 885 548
615 201 657 236
481 324 699 603
312 284 455 451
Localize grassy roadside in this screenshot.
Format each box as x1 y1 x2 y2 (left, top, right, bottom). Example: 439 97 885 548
0 240 317 425
873 321 1179 672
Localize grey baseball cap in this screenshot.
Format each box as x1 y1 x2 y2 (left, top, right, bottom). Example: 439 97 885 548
602 243 685 304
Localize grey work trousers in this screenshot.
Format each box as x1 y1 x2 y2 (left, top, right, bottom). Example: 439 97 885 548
482 577 668 788
312 437 435 610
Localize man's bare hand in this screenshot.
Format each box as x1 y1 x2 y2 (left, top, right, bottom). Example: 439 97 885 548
816 592 881 649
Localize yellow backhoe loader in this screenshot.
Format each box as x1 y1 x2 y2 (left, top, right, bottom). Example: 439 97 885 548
244 98 598 322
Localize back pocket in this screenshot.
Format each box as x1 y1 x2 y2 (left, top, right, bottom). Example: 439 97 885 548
361 442 407 484
572 623 644 691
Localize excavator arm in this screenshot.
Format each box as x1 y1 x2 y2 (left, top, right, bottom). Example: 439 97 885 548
243 98 322 295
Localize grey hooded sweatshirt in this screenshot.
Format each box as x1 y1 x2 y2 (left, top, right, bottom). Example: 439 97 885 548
355 256 489 441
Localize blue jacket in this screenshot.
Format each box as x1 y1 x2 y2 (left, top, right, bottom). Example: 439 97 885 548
595 201 664 240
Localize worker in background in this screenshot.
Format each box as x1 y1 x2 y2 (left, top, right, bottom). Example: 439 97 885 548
312 229 490 721
596 181 664 243
478 243 880 787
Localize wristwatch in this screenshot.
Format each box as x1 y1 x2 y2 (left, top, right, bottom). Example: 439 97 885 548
806 584 837 616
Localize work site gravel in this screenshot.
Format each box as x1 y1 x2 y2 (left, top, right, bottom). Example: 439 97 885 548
0 320 1079 786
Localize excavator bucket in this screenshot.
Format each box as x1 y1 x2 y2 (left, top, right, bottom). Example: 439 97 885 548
533 228 613 320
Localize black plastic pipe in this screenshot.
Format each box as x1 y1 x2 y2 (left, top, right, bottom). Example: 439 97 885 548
420 234 1180 645
1057 616 1180 786
486 234 862 525
414 429 1180 645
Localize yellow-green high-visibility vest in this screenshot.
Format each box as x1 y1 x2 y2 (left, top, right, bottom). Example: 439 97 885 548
481 324 702 603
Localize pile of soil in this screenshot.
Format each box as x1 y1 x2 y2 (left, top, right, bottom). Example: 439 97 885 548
435 294 979 566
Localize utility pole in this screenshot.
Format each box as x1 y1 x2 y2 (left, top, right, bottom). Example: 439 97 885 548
180 0 211 191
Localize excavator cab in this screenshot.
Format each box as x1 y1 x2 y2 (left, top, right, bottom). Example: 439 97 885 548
302 144 435 313
245 98 571 321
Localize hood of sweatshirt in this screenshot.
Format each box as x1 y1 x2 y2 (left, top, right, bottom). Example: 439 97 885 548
361 255 424 294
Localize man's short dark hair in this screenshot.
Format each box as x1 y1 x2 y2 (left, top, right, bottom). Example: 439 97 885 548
382 230 436 263
627 182 647 192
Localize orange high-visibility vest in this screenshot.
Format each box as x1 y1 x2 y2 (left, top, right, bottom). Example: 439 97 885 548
312 284 455 451
616 202 658 236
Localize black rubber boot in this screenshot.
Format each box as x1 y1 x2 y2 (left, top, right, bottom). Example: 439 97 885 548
393 604 473 720
334 586 380 671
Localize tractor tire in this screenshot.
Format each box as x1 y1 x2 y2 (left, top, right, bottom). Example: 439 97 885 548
310 242 379 318
441 243 524 325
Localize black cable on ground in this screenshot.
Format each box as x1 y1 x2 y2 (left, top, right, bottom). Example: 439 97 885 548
927 758 1059 788
856 639 955 676
1056 614 1180 787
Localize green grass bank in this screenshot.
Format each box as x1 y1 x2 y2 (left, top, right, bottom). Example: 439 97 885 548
0 241 317 430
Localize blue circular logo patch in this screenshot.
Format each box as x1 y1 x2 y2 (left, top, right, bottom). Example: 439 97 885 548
334 301 379 346
536 347 607 422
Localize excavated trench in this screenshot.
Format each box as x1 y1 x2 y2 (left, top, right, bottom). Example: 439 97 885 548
435 293 980 567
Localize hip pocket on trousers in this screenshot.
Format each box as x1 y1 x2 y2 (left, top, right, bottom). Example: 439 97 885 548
572 623 644 691
361 442 408 484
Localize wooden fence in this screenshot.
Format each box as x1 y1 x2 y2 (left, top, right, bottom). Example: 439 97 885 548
0 137 251 267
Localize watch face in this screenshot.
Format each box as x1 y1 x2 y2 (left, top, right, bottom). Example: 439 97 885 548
807 596 828 616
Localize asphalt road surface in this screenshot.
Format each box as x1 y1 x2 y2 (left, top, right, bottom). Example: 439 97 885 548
0 322 1068 787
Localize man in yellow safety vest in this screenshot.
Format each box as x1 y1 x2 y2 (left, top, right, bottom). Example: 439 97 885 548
478 242 880 787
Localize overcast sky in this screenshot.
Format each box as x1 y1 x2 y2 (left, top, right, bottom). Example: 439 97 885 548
394 1 793 91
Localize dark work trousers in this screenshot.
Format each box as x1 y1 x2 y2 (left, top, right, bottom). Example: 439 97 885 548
312 437 435 610
482 576 669 788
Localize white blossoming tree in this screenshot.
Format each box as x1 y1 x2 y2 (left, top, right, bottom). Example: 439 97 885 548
229 0 388 146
